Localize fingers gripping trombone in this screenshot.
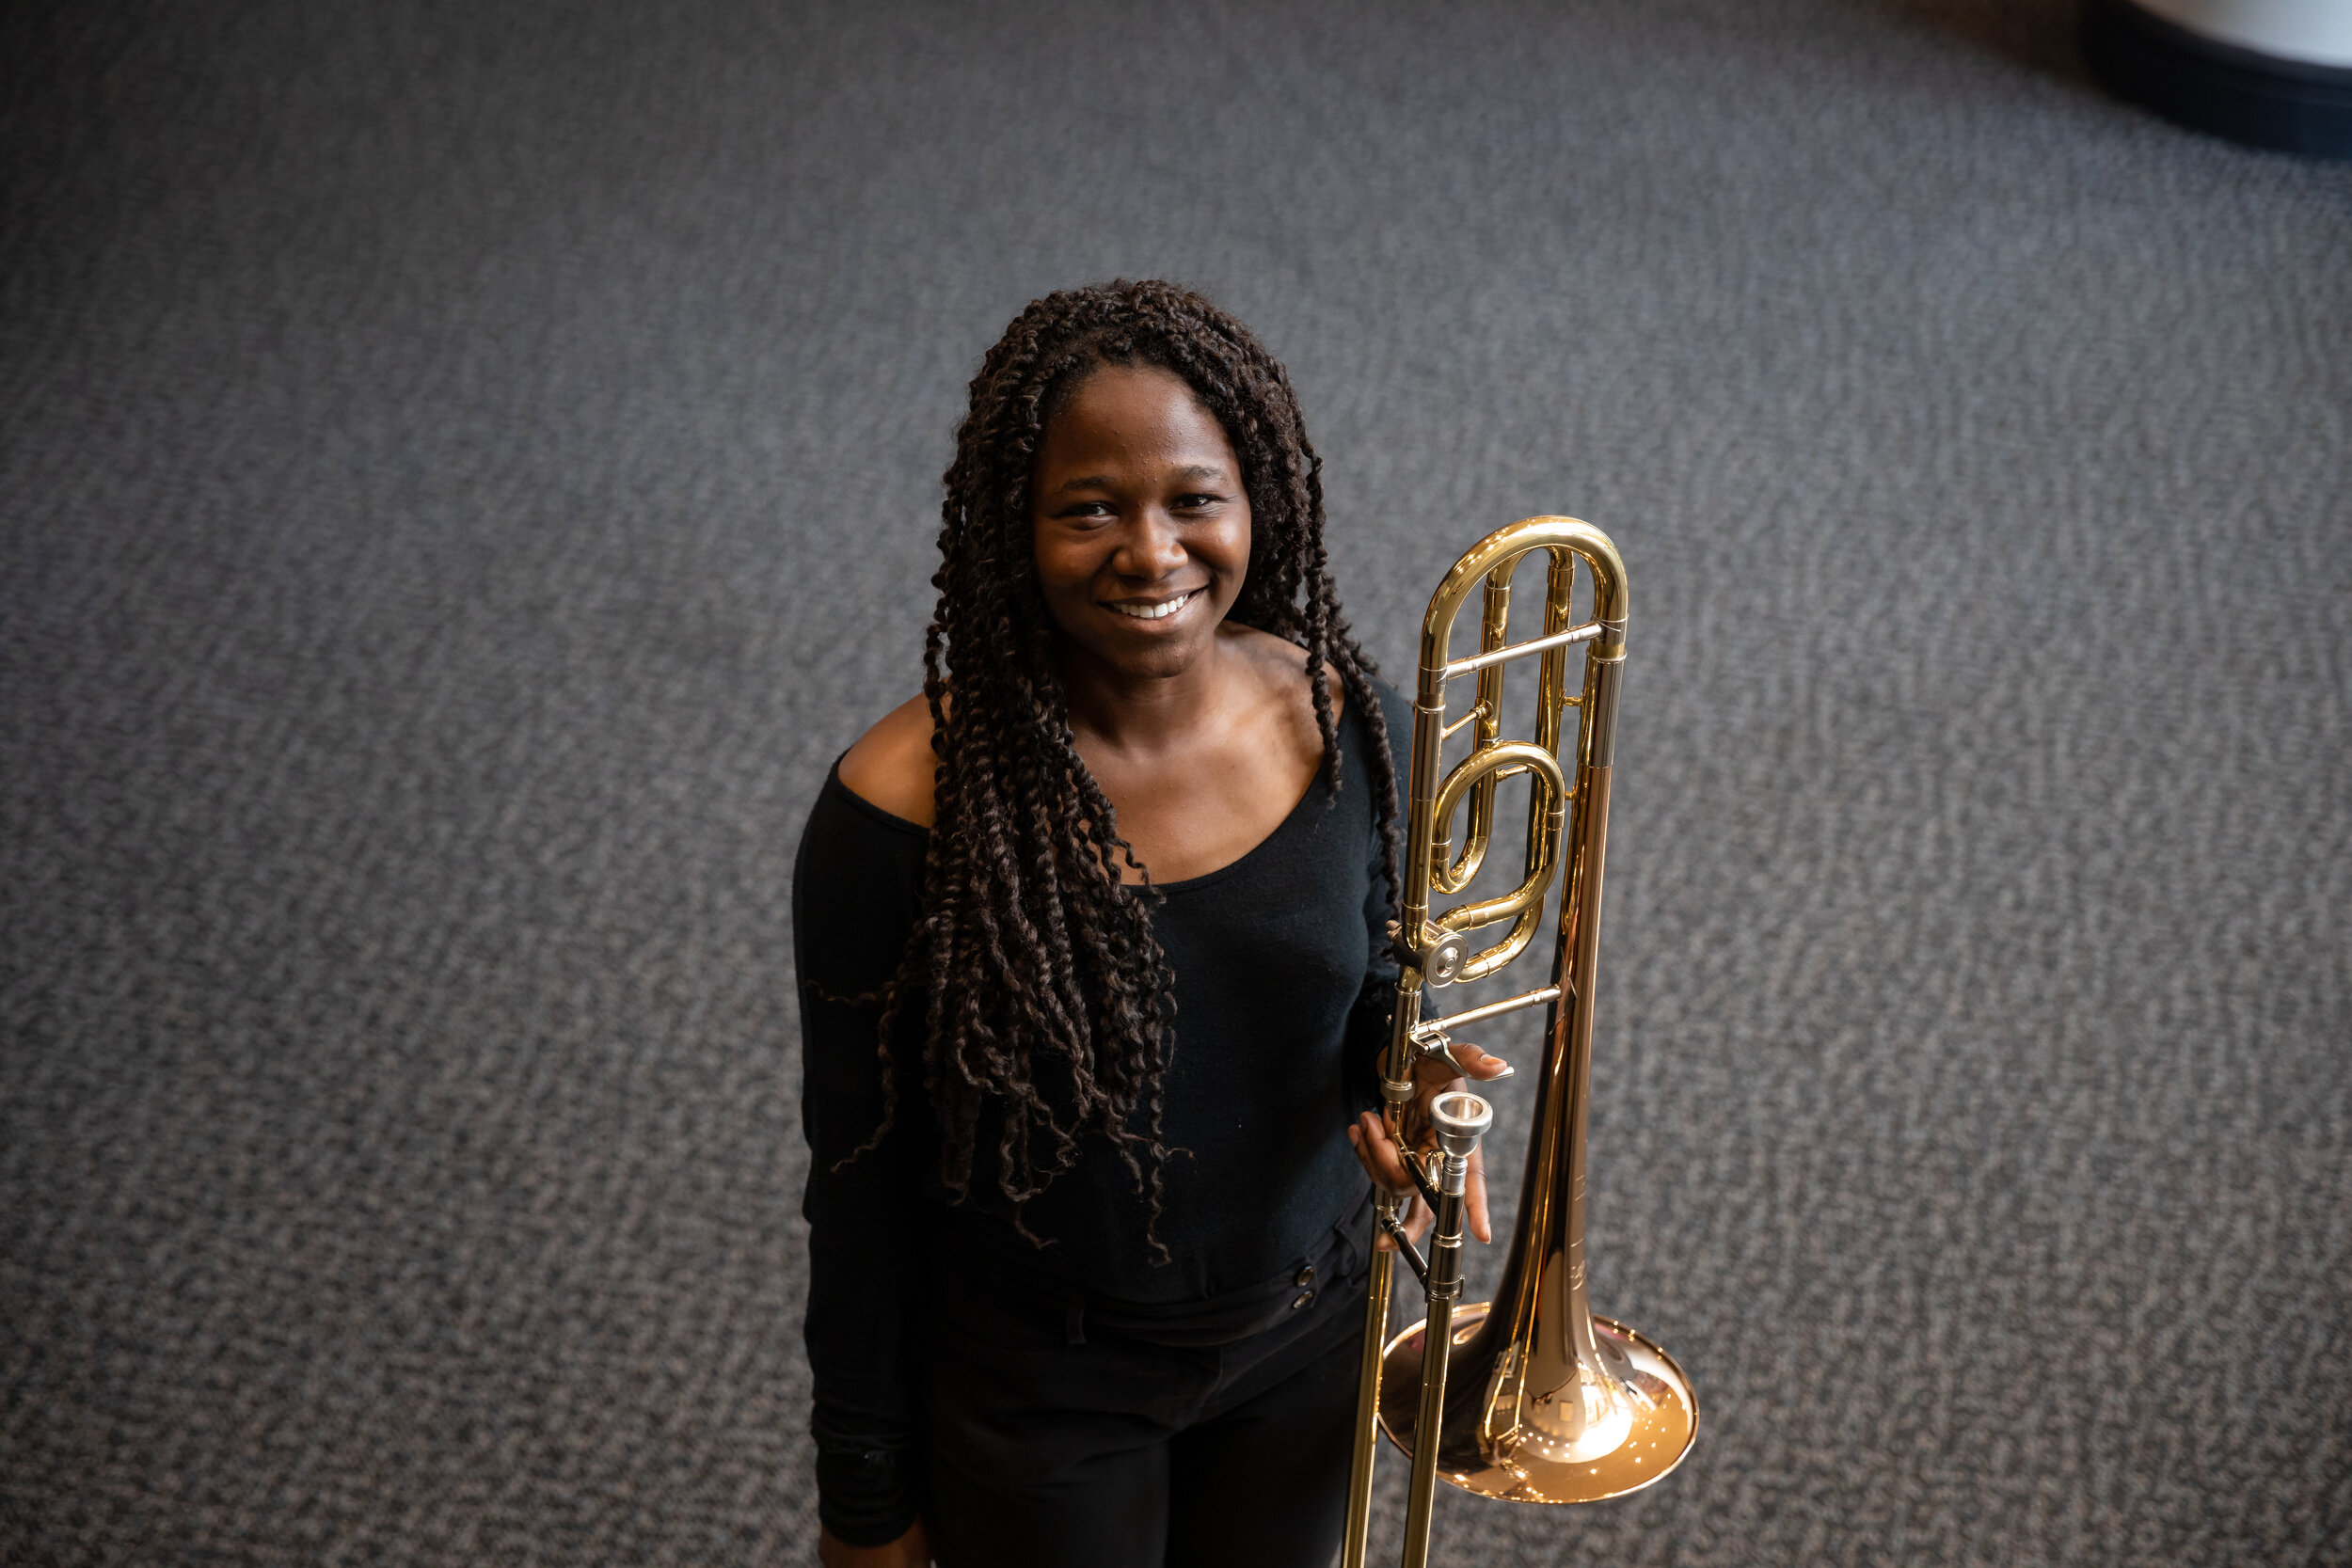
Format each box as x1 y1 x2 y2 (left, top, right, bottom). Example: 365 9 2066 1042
1341 518 1696 1568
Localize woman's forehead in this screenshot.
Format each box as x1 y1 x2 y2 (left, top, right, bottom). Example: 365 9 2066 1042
1037 365 1235 472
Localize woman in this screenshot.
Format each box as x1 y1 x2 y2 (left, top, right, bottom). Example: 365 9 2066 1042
794 281 1504 1568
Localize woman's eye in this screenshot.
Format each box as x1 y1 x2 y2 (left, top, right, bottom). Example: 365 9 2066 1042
1175 493 1220 511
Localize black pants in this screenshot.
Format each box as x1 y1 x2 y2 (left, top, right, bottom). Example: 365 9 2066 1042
920 1257 1369 1568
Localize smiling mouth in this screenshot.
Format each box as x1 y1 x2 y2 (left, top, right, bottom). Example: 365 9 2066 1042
1106 590 1199 622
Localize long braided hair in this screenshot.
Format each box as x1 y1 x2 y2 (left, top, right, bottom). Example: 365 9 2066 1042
874 280 1403 1257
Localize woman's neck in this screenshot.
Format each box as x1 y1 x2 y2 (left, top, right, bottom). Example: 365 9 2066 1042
1056 625 1247 758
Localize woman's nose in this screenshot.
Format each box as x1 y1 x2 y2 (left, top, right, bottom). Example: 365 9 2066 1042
1115 511 1188 579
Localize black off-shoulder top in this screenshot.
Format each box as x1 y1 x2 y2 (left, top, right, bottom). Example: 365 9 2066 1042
793 681 1408 1544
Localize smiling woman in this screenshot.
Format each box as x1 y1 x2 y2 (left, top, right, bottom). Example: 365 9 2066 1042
793 282 1506 1568
1018 364 1331 884
1030 369 1250 664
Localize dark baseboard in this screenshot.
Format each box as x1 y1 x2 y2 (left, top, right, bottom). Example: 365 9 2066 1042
2081 0 2352 157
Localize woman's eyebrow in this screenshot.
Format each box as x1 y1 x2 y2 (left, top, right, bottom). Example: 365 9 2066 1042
1050 464 1228 497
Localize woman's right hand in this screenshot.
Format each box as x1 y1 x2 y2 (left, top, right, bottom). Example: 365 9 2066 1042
818 1522 931 1567
1346 1038 1511 1250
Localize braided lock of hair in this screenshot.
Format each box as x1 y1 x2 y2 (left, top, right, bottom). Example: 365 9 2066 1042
867 280 1404 1261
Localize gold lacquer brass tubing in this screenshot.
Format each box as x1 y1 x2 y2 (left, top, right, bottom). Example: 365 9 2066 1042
1442 618 1601 679
1429 741 1565 930
1441 564 1516 891
1342 516 1691 1568
1422 985 1561 1036
1339 1232 1395 1568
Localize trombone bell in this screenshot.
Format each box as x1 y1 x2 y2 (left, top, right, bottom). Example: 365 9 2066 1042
1378 1309 1694 1504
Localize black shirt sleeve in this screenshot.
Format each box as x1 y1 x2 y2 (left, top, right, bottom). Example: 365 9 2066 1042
794 769 931 1546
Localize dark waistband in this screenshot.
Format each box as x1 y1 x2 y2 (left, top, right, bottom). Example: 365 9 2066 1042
931 1194 1374 1350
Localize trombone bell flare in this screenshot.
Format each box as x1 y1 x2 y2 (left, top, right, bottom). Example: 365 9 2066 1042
1378 1311 1694 1503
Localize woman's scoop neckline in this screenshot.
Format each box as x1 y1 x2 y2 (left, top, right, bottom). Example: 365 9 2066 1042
824 735 1341 897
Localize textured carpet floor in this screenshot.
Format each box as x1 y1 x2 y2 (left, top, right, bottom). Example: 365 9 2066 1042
3 2 2347 1564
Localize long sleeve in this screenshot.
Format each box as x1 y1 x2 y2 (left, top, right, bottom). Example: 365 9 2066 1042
794 772 932 1545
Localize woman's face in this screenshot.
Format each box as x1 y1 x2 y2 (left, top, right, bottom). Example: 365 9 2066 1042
1028 364 1252 684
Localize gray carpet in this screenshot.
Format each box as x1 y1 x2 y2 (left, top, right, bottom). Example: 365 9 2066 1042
3 1 2347 1563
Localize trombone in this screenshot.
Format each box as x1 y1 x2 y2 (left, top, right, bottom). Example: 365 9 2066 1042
1342 517 1696 1568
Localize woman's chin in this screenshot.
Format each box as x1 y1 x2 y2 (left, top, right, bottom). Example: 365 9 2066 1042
1077 626 1220 684
1112 641 1216 683
1065 600 1227 681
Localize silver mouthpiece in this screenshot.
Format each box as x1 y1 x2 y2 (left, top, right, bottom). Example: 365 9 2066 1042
1429 1091 1493 1158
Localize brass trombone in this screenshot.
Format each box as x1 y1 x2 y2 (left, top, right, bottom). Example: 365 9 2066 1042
1341 517 1696 1568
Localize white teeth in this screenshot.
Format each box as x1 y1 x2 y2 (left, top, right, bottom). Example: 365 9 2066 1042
1111 591 1194 621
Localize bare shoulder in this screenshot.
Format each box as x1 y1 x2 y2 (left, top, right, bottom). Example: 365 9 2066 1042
837 694 939 829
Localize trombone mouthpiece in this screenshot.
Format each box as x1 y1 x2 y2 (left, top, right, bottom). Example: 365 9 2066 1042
1429 1091 1493 1158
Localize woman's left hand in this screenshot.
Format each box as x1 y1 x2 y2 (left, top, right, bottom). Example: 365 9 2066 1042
1346 1039 1512 1250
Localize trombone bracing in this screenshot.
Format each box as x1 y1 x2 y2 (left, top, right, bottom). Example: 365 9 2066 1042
1340 517 1695 1568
